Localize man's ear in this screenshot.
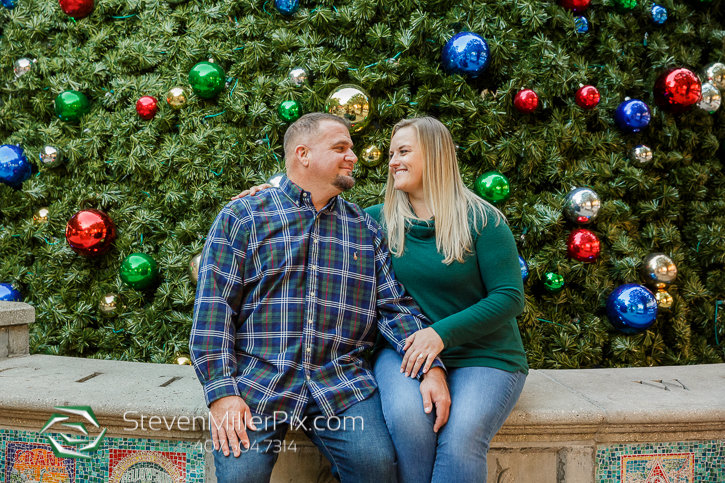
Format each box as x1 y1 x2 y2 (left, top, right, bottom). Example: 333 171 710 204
294 145 310 168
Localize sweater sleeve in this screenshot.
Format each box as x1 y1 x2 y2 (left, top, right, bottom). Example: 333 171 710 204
430 214 525 349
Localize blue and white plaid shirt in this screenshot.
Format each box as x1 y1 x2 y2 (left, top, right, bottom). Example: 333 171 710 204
190 175 441 420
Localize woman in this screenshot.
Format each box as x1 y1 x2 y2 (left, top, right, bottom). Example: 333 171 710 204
234 116 527 483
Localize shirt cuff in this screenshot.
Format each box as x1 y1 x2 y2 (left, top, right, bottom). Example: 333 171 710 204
203 377 242 407
416 357 447 380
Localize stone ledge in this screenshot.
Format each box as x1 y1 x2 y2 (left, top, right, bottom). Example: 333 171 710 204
0 302 35 327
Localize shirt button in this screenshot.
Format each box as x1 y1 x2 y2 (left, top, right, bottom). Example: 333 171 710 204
306 376 311 381
306 347 311 353
308 319 313 324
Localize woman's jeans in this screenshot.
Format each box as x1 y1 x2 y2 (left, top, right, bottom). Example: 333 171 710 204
373 348 526 483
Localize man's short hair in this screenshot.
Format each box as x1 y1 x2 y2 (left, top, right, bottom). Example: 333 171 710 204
283 113 351 166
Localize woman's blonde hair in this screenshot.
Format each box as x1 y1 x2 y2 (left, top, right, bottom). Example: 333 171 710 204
383 117 505 264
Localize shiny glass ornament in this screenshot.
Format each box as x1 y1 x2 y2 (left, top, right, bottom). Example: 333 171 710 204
611 0 636 12
34 207 49 223
59 0 94 18
99 293 120 317
0 145 32 189
563 187 600 224
189 61 225 99
274 0 298 15
474 171 510 204
649 4 667 24
267 173 285 187
640 253 677 289
567 228 601 262
559 0 590 11
13 58 35 78
696 82 721 114
325 84 372 133
653 68 701 113
513 89 539 113
575 85 600 109
0 283 21 301
54 90 90 122
614 99 650 133
65 209 116 257
519 256 529 282
606 284 657 334
166 87 188 110
543 272 565 293
289 67 308 86
700 62 725 91
360 145 383 168
136 96 159 120
574 16 589 34
629 144 653 165
189 252 202 285
2 0 18 10
655 290 673 311
120 253 159 290
39 145 64 168
441 32 490 78
278 99 301 122
177 356 192 365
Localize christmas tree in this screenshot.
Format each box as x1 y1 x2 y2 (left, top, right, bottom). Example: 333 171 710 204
1 0 724 368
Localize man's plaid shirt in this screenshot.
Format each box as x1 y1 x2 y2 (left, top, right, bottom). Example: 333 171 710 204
190 175 441 420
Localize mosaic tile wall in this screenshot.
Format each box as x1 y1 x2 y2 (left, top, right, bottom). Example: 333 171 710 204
0 429 205 483
596 440 725 483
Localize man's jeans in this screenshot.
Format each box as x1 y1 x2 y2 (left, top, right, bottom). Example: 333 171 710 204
210 390 398 483
373 348 526 483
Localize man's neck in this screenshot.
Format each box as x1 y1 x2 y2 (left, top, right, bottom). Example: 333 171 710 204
288 173 340 212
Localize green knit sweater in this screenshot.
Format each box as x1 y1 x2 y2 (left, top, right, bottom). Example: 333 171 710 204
365 204 529 374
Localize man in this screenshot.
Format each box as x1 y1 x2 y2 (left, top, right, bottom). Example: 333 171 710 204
190 112 450 483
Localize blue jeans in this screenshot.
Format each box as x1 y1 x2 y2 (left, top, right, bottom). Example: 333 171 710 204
210 390 397 483
373 348 526 483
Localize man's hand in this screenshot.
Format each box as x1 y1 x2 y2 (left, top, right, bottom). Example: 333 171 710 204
402 327 445 377
419 367 450 433
209 395 257 457
231 183 272 200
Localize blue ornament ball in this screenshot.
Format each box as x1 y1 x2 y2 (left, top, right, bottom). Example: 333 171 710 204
606 283 658 334
0 283 21 302
0 145 32 189
1 0 17 9
649 4 667 25
615 99 651 133
574 16 589 33
274 0 298 15
442 32 490 78
519 256 529 282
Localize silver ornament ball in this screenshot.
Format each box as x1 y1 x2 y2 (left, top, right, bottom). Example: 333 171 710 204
563 187 601 225
700 62 725 91
641 253 677 289
629 144 653 166
39 145 64 168
13 58 35 78
189 252 202 285
99 293 121 317
696 82 722 114
267 172 285 187
288 67 308 87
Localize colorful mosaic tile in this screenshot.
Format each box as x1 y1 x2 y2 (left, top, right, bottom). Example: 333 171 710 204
0 429 204 483
596 440 724 483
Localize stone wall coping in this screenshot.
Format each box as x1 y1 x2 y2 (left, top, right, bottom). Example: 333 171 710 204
0 302 35 327
0 355 723 441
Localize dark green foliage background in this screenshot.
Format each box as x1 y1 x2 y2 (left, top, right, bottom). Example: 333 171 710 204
1 0 724 367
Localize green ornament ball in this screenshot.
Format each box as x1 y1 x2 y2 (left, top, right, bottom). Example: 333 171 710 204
278 100 301 122
54 90 90 122
120 253 159 290
543 272 565 293
474 171 511 204
611 0 637 12
188 61 225 99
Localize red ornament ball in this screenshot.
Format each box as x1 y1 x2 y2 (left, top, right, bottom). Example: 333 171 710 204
653 67 702 113
514 89 539 113
567 228 601 263
65 209 116 257
59 0 94 19
136 96 159 121
575 85 601 109
559 0 591 12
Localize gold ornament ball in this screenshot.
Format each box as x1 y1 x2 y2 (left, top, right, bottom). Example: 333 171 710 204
360 145 383 168
325 84 372 133
34 207 49 223
177 356 192 365
99 293 121 317
166 87 188 110
640 253 677 289
189 252 202 284
655 290 673 311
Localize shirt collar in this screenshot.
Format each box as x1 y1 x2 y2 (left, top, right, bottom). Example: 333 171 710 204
278 175 339 212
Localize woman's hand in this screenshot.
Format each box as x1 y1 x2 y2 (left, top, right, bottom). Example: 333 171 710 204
231 183 273 201
401 327 445 378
